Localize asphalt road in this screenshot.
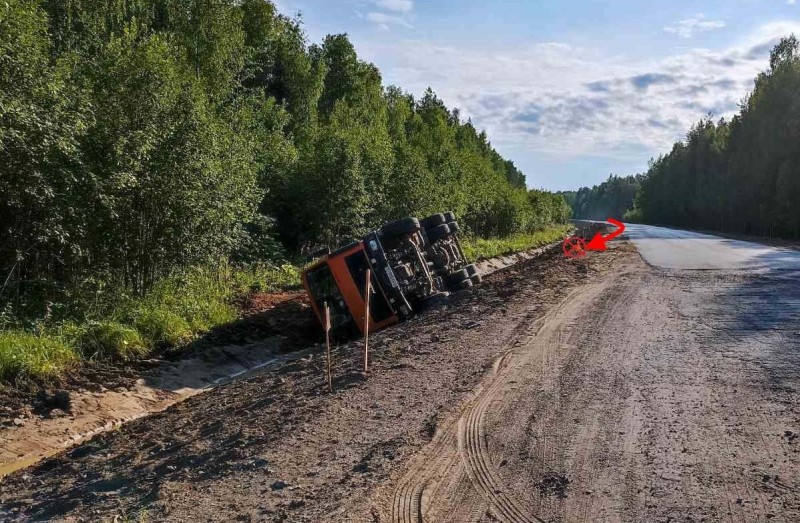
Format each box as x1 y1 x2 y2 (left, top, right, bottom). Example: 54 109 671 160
625 223 800 270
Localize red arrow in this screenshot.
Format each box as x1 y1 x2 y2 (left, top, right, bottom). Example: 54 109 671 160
586 218 625 251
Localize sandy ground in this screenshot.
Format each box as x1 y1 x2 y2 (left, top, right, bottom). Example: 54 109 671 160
2 227 800 522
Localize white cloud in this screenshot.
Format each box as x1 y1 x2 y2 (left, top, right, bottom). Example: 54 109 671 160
364 0 414 29
664 15 726 38
358 22 800 162
366 11 412 30
374 0 413 13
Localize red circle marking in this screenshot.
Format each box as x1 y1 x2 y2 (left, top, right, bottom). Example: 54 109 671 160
562 236 587 258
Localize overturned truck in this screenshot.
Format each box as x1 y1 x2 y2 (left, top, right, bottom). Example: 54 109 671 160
302 212 482 337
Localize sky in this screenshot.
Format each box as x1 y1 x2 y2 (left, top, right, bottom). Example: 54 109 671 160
273 0 800 191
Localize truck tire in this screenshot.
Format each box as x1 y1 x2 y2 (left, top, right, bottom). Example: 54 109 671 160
464 264 480 277
427 223 451 243
421 213 446 229
381 218 420 238
418 292 449 310
470 274 483 285
444 268 469 287
452 279 474 292
447 221 460 234
443 211 456 222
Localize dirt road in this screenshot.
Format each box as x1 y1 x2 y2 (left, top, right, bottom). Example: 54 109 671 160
2 228 800 522
377 231 800 522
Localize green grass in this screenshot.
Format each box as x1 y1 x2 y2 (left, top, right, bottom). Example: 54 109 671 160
132 308 194 347
0 261 303 386
461 224 573 261
76 322 149 361
0 331 79 384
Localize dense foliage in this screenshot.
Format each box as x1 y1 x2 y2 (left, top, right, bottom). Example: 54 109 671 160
629 37 800 237
0 0 570 380
559 175 641 220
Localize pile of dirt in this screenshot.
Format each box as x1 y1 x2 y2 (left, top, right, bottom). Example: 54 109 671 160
184 289 318 354
240 289 307 314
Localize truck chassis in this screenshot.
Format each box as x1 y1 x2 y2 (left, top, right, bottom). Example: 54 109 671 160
302 212 481 337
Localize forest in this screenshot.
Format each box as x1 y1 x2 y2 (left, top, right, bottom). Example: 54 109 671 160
628 36 800 238
559 174 641 221
0 0 570 382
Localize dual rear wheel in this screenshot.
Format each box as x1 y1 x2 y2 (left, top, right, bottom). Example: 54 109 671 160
444 264 482 291
421 213 459 243
381 213 481 294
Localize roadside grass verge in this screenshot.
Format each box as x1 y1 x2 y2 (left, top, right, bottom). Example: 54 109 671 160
462 224 572 261
0 332 79 385
0 262 301 386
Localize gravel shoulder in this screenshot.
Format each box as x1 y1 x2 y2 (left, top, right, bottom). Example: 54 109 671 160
374 238 800 523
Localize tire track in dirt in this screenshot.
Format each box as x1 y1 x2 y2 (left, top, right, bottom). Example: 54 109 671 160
389 322 539 523
389 278 616 523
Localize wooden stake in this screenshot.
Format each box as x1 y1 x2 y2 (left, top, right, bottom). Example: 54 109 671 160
324 301 332 393
363 269 371 372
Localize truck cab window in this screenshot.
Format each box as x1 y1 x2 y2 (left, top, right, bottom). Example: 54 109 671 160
304 263 355 332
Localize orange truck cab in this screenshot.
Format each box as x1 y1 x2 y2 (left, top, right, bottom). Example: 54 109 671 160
302 214 482 338
302 234 401 337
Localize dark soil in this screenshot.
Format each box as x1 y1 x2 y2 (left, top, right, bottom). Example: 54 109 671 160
0 231 619 522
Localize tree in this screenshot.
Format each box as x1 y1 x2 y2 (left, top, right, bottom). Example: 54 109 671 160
631 36 800 238
0 0 89 310
564 175 641 220
83 32 261 292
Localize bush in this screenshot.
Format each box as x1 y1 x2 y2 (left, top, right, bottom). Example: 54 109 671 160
77 322 149 361
133 308 193 347
229 263 302 294
0 331 78 384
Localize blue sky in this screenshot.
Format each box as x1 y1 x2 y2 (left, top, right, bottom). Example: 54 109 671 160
273 0 800 191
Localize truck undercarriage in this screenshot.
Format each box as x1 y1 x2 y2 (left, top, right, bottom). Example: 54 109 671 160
302 212 482 336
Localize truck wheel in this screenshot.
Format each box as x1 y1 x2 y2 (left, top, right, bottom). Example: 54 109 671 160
418 292 449 310
443 211 457 222
470 274 483 285
453 279 474 292
444 268 469 287
381 218 420 238
421 213 446 229
447 221 460 234
427 223 451 243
